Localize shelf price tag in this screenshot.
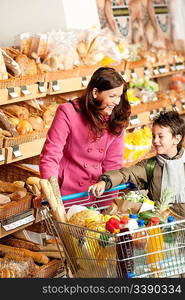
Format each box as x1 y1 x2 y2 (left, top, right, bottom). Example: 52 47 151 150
158 65 167 73
149 110 155 120
131 69 137 78
12 145 22 158
170 64 176 71
130 115 140 126
2 214 35 231
0 149 5 162
38 82 46 93
153 67 159 76
7 88 19 98
172 104 179 112
119 71 127 81
181 99 185 110
21 86 31 96
52 80 61 92
175 63 184 71
144 67 150 77
81 76 88 87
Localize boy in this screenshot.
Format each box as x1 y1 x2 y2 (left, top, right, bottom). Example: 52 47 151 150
88 111 185 216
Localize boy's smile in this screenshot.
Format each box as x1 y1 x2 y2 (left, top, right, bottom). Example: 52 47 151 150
152 125 181 158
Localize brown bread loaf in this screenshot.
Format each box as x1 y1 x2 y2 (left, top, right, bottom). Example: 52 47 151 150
0 244 49 265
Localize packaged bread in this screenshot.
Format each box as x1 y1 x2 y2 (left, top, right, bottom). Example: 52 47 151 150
0 109 19 137
1 48 21 76
28 115 44 131
15 54 38 76
0 48 8 80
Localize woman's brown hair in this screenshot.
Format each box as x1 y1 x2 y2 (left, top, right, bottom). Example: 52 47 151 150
78 67 131 139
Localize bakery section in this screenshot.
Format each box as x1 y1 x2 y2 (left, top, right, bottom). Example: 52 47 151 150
0 0 185 279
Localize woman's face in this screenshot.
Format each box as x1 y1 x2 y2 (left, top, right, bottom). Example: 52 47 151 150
152 124 180 157
92 84 123 115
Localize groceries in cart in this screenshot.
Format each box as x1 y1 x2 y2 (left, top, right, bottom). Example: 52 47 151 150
40 177 185 278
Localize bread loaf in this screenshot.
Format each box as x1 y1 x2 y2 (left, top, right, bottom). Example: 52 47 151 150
2 237 41 252
0 109 19 137
0 244 49 265
3 105 29 120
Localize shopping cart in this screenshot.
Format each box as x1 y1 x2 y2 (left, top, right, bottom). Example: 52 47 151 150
41 183 185 278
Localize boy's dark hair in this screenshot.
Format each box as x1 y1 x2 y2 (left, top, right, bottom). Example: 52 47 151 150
153 111 185 151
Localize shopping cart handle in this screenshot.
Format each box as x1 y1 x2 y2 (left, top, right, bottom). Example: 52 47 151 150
41 182 135 204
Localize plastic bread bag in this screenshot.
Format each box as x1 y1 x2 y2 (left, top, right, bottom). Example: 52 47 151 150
14 32 32 56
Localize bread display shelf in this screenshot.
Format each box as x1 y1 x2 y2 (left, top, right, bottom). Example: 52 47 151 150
0 82 47 105
3 128 48 148
5 137 46 164
0 73 45 89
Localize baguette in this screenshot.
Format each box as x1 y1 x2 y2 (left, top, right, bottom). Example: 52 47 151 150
2 237 41 252
0 244 49 265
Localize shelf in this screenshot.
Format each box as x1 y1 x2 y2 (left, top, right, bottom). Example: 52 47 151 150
5 137 46 164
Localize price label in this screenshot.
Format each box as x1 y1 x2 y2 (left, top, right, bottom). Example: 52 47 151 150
153 68 159 75
21 86 31 96
2 214 35 231
181 99 185 110
120 71 127 81
131 70 137 78
8 88 18 98
172 104 179 112
170 64 176 71
38 82 46 93
130 115 140 126
144 68 150 76
0 149 5 162
52 81 61 92
149 110 155 120
12 145 22 158
175 63 184 71
159 65 167 73
81 76 88 87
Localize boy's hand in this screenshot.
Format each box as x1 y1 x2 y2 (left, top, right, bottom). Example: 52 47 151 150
88 181 106 196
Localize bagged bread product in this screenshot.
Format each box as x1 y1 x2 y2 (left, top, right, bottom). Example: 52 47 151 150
15 54 38 76
0 48 8 79
1 48 21 76
0 109 19 137
28 115 44 131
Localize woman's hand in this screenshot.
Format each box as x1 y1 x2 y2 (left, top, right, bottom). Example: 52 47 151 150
88 181 106 196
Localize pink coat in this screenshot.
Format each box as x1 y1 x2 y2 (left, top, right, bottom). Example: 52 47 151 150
39 102 124 198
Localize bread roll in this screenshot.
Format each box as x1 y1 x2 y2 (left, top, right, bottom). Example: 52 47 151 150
0 194 11 205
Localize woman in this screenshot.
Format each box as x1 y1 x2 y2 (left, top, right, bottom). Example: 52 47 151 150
39 67 131 204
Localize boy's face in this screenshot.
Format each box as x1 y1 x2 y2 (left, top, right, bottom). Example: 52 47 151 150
152 125 180 157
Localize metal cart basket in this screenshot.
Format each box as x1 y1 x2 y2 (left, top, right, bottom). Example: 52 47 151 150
41 183 185 278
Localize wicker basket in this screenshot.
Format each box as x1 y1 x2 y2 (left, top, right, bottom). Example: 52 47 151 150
0 163 40 220
3 128 48 148
33 259 65 278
